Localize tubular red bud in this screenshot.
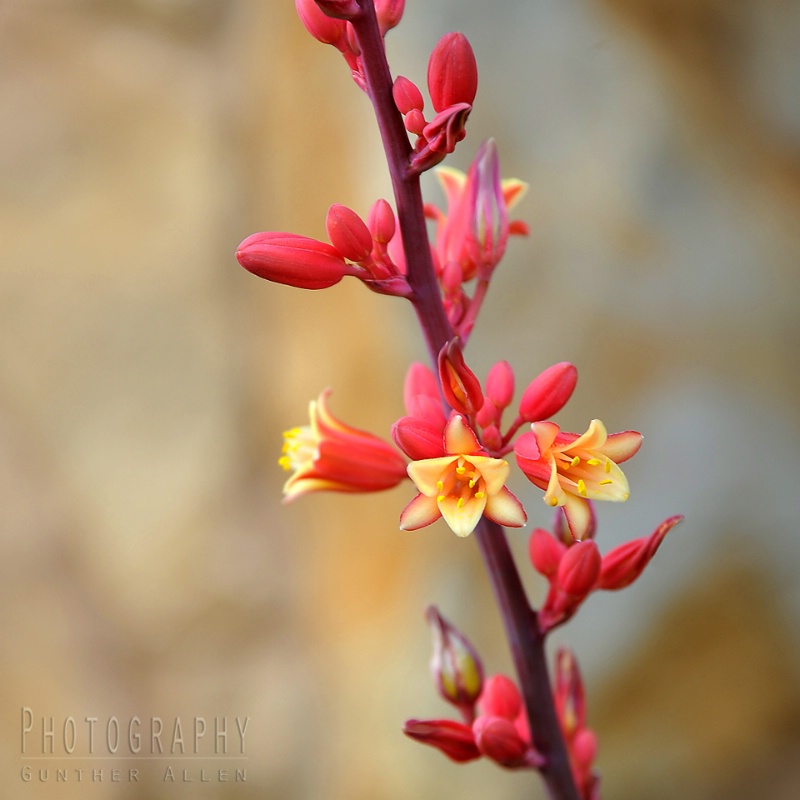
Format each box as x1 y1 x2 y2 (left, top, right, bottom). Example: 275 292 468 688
438 337 484 416
403 719 481 763
557 540 601 599
472 716 529 767
555 648 586 737
295 0 347 46
236 232 349 290
597 514 682 591
485 360 515 411
519 362 578 422
325 204 373 263
375 0 405 35
393 75 424 115
529 527 566 580
392 415 445 461
425 606 484 712
427 32 478 113
479 674 522 721
367 198 396 245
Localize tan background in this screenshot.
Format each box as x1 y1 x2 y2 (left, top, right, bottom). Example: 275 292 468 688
2 0 800 798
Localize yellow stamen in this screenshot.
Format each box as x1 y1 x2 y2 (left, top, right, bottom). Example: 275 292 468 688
547 495 559 507
456 466 466 475
587 458 600 466
604 459 612 473
577 479 587 497
457 497 465 509
474 491 485 499
571 456 581 467
437 494 445 503
437 480 444 491
600 479 612 486
468 478 477 488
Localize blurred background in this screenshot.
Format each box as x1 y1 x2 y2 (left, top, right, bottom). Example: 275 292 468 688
2 0 800 798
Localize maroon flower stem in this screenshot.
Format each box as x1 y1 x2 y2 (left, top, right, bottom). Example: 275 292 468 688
349 4 579 799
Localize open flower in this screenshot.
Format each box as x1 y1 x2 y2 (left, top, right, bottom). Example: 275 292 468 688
280 390 407 501
514 419 641 540
398 415 526 537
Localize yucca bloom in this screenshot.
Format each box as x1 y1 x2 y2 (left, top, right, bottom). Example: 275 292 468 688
398 415 526 538
280 390 407 501
514 419 642 540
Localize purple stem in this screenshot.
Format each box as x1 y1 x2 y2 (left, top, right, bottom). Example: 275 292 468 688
348 4 580 799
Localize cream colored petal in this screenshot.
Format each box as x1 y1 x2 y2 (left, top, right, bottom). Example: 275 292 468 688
407 456 458 496
438 494 488 538
484 486 527 528
399 493 442 531
467 455 510 496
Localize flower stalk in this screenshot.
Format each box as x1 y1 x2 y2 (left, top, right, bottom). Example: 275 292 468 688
348 4 581 797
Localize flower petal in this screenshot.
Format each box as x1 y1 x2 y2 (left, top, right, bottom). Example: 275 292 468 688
484 486 527 528
400 493 442 531
407 455 459 496
601 430 643 464
438 493 487 537
443 415 482 455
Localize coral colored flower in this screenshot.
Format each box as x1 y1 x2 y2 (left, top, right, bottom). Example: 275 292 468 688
399 415 526 537
280 390 407 501
429 144 528 285
515 420 642 540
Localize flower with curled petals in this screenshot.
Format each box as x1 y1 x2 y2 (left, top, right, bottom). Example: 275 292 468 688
398 415 526 537
280 390 408 501
514 419 642 540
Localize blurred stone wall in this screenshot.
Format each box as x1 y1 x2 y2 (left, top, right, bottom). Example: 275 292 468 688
2 1 799 799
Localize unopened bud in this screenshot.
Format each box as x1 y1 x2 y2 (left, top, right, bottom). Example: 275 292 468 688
557 540 601 599
597 514 682 591
375 0 405 35
426 606 484 712
472 716 529 767
519 362 578 422
295 0 347 46
236 232 349 290
393 75 424 115
529 527 566 580
555 648 586 737
479 674 522 721
367 198 396 245
485 360 515 411
403 718 480 763
438 337 484 416
427 32 478 113
325 204 373 263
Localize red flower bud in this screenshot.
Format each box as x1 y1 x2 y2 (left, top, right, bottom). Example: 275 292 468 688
375 0 405 35
557 540 601 599
427 32 478 113
438 337 484 416
403 719 480 763
519 362 578 422
325 204 373 263
236 232 349 290
472 716 529 767
485 360 515 411
426 606 484 713
529 527 566 580
479 674 522 721
393 75 424 115
597 514 682 591
555 648 586 737
367 198 396 245
295 0 347 46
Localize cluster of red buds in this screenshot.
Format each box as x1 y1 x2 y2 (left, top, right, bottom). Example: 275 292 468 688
531 510 684 631
241 3 681 798
393 32 478 173
295 0 404 89
404 608 607 798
